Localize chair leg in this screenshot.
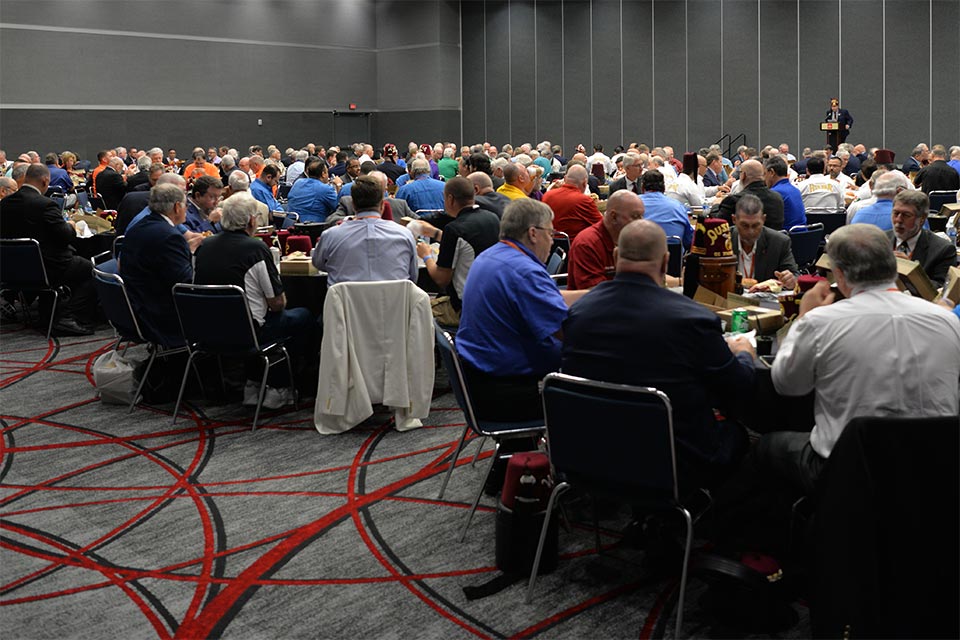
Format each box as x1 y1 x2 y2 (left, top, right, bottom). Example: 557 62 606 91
44 290 58 341
18 292 32 328
525 482 569 604
674 507 694 637
251 354 270 431
216 355 226 397
130 346 157 413
470 436 487 467
279 345 296 405
593 495 602 553
458 440 500 543
437 422 471 500
171 351 196 425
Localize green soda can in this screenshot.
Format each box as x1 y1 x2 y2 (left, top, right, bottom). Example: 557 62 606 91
731 308 750 333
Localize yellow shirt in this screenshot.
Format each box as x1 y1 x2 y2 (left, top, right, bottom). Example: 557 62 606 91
497 182 528 200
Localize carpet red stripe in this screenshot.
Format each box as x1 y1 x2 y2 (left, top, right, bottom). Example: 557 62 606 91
510 580 647 639
638 580 677 640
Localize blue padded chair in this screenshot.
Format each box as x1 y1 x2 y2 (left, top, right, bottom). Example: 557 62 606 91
927 189 957 215
805 209 846 235
0 238 63 339
172 283 295 430
667 235 684 278
433 322 545 541
526 373 700 636
787 222 825 272
545 246 567 276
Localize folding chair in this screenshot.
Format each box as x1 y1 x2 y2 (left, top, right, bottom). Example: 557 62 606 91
172 283 295 430
928 190 958 215
273 210 298 230
805 209 846 235
0 238 63 339
545 246 567 276
787 222 825 272
526 373 702 636
667 236 684 278
433 322 544 541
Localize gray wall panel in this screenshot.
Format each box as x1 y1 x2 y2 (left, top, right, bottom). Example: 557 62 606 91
722 0 760 151
798 0 839 150
931 0 960 146
652 0 687 149
373 110 461 146
438 0 462 45
839 0 883 151
0 0 375 49
460 0 487 143
759 1 799 150
687 0 724 150
378 43 461 112
377 0 440 49
562 1 592 151
592 0 624 150
510 1 537 144
884 0 931 160
484 1 512 146
621 1 654 145
534 1 565 146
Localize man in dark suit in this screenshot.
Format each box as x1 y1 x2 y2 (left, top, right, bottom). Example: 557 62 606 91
95 157 127 210
716 159 785 230
913 145 960 194
730 193 799 289
0 163 97 335
887 190 957 288
900 143 928 176
608 152 643 195
561 219 757 489
702 152 724 188
468 171 511 218
825 98 853 146
119 183 194 346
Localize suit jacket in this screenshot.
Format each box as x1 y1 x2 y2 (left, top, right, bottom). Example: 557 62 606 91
474 191 512 218
914 160 960 194
608 176 641 196
119 212 193 346
332 196 411 222
825 108 853 130
0 186 78 278
703 168 723 188
901 156 922 175
885 228 957 287
125 171 150 193
95 167 126 210
115 191 150 235
716 181 785 230
561 272 755 468
730 226 799 281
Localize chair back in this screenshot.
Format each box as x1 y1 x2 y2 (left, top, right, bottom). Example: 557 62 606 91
928 190 958 215
788 222 825 269
172 283 261 353
551 230 571 256
541 373 679 504
805 210 846 234
113 234 124 258
277 183 292 200
50 191 67 214
93 269 143 341
667 236 683 277
0 238 50 289
545 246 567 275
434 322 479 433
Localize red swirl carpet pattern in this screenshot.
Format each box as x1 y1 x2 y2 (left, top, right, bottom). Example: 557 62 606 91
1 320 808 639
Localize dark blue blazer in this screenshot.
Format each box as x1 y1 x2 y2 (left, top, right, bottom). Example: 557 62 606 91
703 168 722 188
119 212 193 346
561 272 755 468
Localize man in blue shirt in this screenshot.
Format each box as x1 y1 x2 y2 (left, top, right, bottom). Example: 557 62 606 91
850 171 909 231
395 159 445 213
286 158 338 222
44 153 74 193
456 198 587 422
250 164 281 212
638 170 693 250
765 156 806 230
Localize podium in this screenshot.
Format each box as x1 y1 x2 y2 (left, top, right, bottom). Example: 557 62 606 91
821 121 842 149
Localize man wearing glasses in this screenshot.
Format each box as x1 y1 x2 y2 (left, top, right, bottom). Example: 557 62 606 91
886 190 956 287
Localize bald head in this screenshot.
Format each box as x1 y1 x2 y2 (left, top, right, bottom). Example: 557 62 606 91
564 164 588 187
739 159 764 185
604 190 645 243
467 171 494 194
615 220 668 280
157 172 187 191
0 176 17 198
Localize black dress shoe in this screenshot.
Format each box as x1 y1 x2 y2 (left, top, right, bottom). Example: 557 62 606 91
52 317 95 336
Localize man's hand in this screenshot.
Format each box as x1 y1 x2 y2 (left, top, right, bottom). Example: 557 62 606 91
416 220 440 240
726 335 757 359
798 280 835 317
937 298 956 311
209 207 222 224
184 231 204 253
330 175 343 190
775 270 797 291
893 250 910 260
416 241 433 260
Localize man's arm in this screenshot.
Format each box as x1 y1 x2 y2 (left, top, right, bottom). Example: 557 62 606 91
419 241 453 288
925 237 958 288
266 292 286 312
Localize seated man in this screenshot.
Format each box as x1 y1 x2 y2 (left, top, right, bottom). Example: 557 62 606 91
115 163 163 234
850 170 909 231
495 162 533 201
183 175 223 234
639 170 693 250
286 157 338 223
764 156 805 230
332 170 413 221
562 219 756 487
224 170 270 227
394 158 444 212
456 199 588 422
249 164 281 212
0 163 97 335
730 193 798 291
717 159 785 230
887 190 957 287
566 189 645 290
119 183 194 346
797 156 844 211
542 164 602 239
756 223 960 495
194 193 315 408
96 157 128 210
415 176 500 311
312 175 417 286
469 171 511 218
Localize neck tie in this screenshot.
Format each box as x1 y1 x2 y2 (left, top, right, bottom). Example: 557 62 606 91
897 241 909 254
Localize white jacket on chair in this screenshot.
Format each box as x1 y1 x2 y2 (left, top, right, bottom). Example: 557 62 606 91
314 280 435 434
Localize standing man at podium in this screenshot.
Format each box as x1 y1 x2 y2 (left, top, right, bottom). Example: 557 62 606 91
825 98 853 147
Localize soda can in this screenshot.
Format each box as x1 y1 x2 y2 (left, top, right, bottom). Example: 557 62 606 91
731 308 750 333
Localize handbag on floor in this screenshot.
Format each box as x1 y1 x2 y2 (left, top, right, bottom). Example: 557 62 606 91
93 350 136 405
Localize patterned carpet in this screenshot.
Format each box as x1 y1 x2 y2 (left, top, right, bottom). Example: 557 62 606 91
0 316 809 639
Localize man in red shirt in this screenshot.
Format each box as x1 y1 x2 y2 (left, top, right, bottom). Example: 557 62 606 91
567 190 645 290
542 164 602 239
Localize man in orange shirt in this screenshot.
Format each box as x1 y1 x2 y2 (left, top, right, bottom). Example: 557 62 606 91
182 148 220 186
89 150 112 195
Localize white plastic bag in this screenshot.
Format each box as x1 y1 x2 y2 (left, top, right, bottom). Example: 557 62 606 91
93 350 135 405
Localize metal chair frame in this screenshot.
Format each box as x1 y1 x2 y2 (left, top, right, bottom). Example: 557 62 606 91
433 322 544 541
525 373 696 636
787 222 826 271
0 238 62 339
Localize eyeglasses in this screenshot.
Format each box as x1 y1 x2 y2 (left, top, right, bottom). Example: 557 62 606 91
532 225 554 234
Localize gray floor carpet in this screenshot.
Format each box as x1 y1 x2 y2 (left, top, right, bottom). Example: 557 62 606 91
0 318 810 639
